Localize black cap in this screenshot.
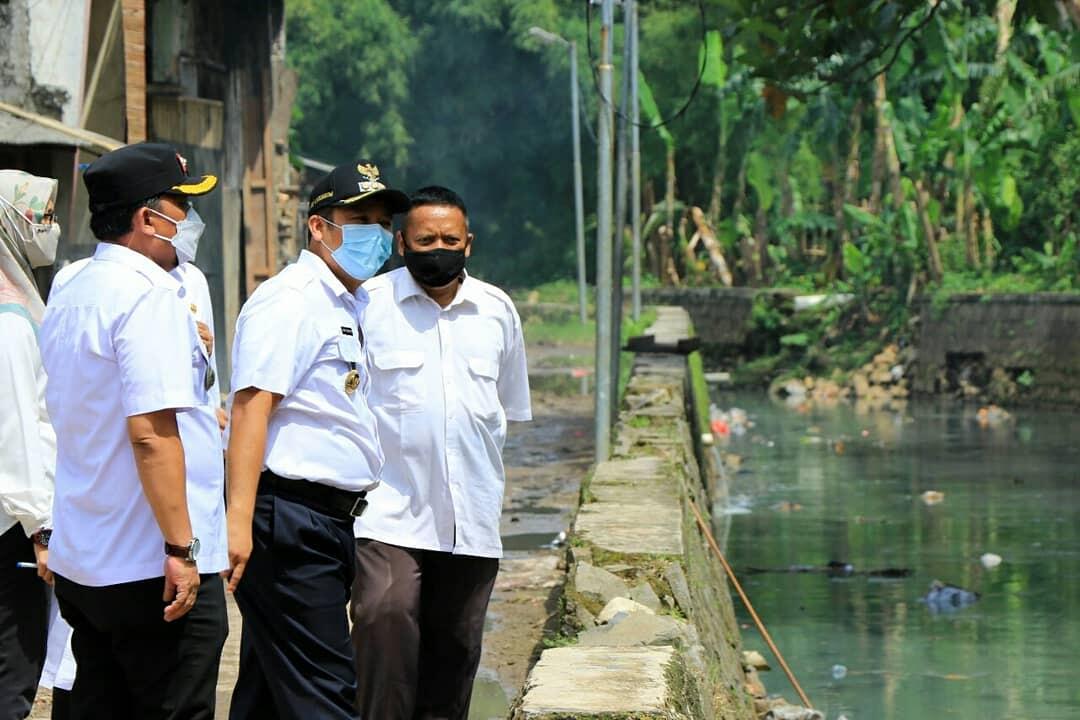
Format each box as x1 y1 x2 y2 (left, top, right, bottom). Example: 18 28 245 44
84 142 218 212
308 161 410 216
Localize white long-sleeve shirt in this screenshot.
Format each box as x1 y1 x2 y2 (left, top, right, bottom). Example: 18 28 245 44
0 309 55 538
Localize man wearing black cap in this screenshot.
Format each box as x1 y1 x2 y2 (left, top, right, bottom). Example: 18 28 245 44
38 142 227 718
225 161 408 719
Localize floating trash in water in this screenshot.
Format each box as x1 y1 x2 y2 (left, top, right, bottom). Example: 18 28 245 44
976 404 1012 428
980 552 1003 569
831 664 848 680
923 580 980 613
720 495 753 515
764 702 824 720
543 530 567 549
920 490 945 506
771 500 804 513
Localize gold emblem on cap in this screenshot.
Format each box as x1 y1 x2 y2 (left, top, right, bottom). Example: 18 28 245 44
356 163 385 193
344 369 361 395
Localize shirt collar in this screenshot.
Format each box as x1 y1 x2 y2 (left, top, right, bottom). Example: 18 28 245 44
297 249 352 300
92 242 180 290
393 266 478 309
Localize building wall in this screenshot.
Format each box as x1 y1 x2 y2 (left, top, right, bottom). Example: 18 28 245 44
29 0 90 125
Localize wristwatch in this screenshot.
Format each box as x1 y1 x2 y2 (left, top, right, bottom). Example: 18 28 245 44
164 537 200 564
31 528 51 548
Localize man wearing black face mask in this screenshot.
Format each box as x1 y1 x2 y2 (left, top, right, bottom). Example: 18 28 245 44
351 186 532 719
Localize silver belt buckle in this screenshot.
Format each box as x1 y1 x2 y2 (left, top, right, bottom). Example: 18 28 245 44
349 496 368 518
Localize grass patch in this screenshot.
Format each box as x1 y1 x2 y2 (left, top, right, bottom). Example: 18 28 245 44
522 314 595 346
618 308 658 403
510 278 592 306
687 350 711 435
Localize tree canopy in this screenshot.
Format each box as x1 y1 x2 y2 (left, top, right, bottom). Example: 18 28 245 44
286 0 1079 291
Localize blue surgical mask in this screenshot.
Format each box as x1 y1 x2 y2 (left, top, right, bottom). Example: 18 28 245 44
319 220 393 280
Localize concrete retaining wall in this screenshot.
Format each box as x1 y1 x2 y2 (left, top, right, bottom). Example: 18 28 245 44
515 307 756 720
914 294 1080 404
641 288 794 357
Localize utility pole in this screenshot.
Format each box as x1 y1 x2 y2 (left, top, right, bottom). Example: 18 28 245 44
527 27 588 324
570 41 587 324
610 0 632 422
594 0 615 462
630 1 642 321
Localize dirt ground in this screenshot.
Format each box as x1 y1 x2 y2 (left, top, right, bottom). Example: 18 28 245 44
29 341 594 720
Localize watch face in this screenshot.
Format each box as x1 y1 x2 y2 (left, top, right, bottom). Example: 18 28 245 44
190 537 201 560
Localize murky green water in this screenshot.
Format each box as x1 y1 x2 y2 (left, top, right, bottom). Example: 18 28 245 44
710 391 1080 719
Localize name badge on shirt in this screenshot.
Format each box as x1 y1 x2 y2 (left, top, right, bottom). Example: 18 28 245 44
338 330 362 395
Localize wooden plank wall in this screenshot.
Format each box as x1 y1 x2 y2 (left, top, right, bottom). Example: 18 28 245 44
121 0 146 142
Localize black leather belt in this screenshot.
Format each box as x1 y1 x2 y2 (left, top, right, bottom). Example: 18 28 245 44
259 470 368 519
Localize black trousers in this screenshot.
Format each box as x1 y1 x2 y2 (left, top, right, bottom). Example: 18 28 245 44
0 525 47 720
351 540 499 720
53 571 227 720
230 492 358 720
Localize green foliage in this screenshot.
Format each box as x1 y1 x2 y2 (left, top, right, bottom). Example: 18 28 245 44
285 0 1078 296
287 0 414 167
637 70 675 149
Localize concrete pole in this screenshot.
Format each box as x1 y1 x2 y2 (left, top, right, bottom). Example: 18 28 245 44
570 41 587 324
611 0 631 422
594 0 614 462
630 2 642 321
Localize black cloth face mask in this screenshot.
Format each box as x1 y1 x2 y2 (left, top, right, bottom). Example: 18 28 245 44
403 248 467 288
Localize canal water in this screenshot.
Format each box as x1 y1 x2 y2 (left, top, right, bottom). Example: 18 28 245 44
710 390 1080 719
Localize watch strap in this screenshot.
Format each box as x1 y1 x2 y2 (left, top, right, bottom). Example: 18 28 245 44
164 539 197 562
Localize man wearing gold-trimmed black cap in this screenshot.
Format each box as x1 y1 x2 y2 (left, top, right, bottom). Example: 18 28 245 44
225 161 408 719
39 142 228 718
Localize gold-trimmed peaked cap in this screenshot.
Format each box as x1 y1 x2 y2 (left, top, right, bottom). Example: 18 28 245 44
83 142 218 212
308 160 410 216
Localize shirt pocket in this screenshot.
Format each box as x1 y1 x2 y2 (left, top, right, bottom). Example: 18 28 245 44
336 336 367 396
370 350 425 413
466 357 501 420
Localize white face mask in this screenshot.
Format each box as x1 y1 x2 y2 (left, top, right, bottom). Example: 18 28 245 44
0 194 60 267
149 205 205 265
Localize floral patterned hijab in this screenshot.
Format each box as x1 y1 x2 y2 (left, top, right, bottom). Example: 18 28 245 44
0 170 58 325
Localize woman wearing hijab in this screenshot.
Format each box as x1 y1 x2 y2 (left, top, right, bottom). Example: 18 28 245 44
0 169 60 720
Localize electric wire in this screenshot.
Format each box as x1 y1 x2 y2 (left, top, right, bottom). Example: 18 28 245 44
584 0 707 130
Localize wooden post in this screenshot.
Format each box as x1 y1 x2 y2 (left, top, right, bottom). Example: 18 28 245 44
121 0 146 142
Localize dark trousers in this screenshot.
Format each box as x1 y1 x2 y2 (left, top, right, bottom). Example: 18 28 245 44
351 539 499 720
50 689 71 720
230 492 358 720
0 525 47 720
53 571 227 720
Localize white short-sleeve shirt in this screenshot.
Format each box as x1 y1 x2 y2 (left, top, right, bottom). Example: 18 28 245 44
41 243 223 586
229 249 383 492
50 258 228 576
355 267 531 558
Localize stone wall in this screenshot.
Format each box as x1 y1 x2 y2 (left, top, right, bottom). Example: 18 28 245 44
914 294 1080 404
515 307 756 720
641 288 795 358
